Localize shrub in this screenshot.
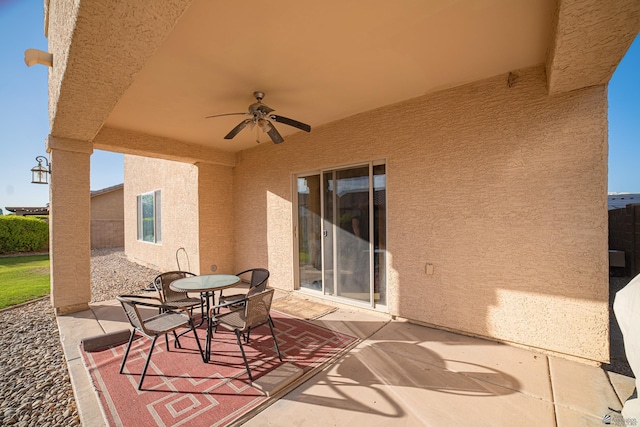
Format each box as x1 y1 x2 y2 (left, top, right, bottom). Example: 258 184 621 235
0 216 49 254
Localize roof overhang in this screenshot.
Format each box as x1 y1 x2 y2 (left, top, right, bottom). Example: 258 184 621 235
44 0 640 157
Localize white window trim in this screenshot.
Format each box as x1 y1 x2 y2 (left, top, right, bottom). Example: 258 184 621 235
137 190 162 244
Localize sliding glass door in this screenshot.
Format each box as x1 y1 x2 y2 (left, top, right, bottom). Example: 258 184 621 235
296 162 386 308
297 174 322 291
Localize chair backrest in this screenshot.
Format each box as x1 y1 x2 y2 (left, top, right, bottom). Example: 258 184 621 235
116 296 147 334
236 268 270 297
243 288 274 331
154 271 196 303
117 295 189 337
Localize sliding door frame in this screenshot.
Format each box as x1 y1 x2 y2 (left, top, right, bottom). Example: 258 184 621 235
292 159 387 311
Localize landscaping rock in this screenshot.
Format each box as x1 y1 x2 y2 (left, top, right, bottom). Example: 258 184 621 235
0 248 160 427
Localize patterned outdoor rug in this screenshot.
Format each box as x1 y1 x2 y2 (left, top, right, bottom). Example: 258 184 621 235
81 311 357 427
271 296 337 320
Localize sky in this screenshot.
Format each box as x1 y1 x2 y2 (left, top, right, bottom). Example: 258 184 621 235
0 0 124 210
0 1 638 211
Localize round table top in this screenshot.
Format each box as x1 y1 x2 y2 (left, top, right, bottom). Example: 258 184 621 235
170 274 240 292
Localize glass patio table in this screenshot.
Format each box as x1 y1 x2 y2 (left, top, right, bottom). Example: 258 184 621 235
170 274 240 362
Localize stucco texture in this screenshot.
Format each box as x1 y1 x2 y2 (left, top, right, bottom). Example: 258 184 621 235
231 65 609 362
196 162 234 275
46 0 192 141
48 138 93 314
124 155 200 273
91 187 124 249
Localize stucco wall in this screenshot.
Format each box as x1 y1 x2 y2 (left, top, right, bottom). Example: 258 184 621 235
47 137 93 314
91 187 124 249
124 155 200 272
231 65 609 362
91 188 124 221
196 163 235 275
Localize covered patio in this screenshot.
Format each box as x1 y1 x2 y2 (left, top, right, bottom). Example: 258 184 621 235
43 0 639 375
59 290 635 426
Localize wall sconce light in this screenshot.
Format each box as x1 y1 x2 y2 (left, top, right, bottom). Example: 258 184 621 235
31 156 51 184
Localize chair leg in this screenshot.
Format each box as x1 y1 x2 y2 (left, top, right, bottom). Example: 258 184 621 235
268 321 282 362
139 335 158 390
206 318 215 364
173 330 182 349
235 330 253 382
191 324 205 363
119 330 137 374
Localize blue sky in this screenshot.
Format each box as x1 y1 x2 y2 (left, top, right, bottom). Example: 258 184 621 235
0 1 638 211
0 0 124 210
608 34 640 194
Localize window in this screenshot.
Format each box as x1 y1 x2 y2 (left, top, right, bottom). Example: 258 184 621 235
137 190 162 243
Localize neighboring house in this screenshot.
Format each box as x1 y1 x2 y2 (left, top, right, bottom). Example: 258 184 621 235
90 184 124 249
40 0 640 367
609 193 640 210
5 207 49 216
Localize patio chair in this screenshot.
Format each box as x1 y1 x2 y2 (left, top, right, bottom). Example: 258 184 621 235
211 288 282 381
153 271 204 317
217 268 270 311
116 295 205 390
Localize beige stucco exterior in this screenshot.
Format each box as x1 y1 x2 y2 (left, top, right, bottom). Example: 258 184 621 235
41 0 640 363
124 156 236 276
46 135 92 315
90 184 124 249
233 65 609 361
124 155 201 273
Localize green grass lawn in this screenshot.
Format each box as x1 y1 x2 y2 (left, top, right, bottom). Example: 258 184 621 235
0 255 50 309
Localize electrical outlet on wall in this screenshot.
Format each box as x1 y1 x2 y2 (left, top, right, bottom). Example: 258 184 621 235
425 263 434 275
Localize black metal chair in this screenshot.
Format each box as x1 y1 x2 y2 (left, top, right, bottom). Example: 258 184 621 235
116 295 205 390
153 271 204 317
210 288 282 381
218 268 269 310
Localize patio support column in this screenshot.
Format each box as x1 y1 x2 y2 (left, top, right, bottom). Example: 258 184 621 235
196 162 234 274
46 135 93 315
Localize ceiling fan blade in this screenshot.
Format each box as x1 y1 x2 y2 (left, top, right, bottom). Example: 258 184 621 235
205 112 248 119
224 119 253 139
269 115 311 133
266 121 284 144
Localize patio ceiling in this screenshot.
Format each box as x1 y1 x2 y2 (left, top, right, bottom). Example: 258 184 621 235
104 0 554 152
47 0 639 155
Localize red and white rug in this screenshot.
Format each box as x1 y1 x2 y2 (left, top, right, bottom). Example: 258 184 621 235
81 311 357 427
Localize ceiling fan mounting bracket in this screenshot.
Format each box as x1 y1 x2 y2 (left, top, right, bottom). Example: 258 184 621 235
253 91 265 101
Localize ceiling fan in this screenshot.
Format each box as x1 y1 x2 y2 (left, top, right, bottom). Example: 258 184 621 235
206 91 311 144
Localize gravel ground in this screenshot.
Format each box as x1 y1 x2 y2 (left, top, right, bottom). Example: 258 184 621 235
89 248 160 303
0 248 160 426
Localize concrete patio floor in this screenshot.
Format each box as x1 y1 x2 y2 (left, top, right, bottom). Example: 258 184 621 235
57 291 636 426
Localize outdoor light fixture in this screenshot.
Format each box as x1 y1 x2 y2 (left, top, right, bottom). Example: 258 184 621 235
31 156 51 184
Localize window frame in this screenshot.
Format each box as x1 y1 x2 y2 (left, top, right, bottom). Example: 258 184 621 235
136 190 162 244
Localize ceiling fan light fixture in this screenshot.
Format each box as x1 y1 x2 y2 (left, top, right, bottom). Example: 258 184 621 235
257 118 271 132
